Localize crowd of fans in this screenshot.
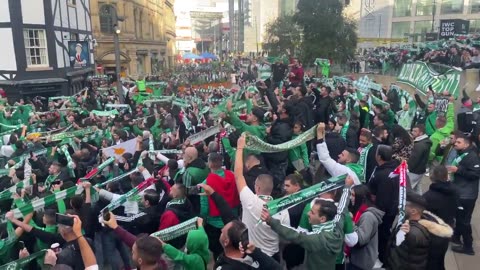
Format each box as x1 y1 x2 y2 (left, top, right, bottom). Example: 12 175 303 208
352 43 480 74
0 58 477 270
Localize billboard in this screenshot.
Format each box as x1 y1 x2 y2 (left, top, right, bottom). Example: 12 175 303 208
439 19 470 39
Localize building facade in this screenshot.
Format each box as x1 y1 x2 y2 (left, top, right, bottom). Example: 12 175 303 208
0 0 95 99
358 0 480 47
90 0 176 77
243 0 280 54
279 0 298 16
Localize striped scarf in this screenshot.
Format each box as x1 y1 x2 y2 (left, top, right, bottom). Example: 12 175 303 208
243 124 316 153
10 185 84 219
151 217 198 241
99 178 156 218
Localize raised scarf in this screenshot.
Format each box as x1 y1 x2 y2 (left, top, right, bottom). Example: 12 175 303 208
340 121 349 140
358 144 372 180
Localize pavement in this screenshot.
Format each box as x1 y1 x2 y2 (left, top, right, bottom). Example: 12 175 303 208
421 177 480 270
206 175 480 270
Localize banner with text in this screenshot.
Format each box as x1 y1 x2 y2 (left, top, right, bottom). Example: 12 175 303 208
397 61 461 98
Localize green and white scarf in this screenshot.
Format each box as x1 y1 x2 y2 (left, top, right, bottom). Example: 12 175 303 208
10 185 83 218
99 178 156 216
59 145 75 177
166 198 185 208
449 152 468 181
265 174 346 216
0 249 47 270
186 125 220 145
92 109 119 117
257 195 273 202
0 221 18 258
0 178 33 201
95 169 139 189
244 124 316 153
151 217 198 241
340 121 349 140
311 220 335 233
5 148 48 169
358 144 373 182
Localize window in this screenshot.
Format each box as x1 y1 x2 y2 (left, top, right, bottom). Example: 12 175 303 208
68 0 76 6
150 22 154 40
391 22 410 38
99 4 116 34
470 20 480 33
23 29 49 67
70 33 79 41
134 9 138 39
441 0 463 14
416 0 435 16
414 20 433 33
393 0 412 17
472 0 480 13
137 55 145 75
139 11 143 38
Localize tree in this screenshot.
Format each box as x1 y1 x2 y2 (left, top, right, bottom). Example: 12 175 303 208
295 0 357 65
263 15 302 57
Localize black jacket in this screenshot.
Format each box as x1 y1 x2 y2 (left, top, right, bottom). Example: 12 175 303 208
367 160 401 217
263 117 293 163
30 228 94 270
286 97 315 130
314 96 333 124
386 221 430 270
452 147 480 199
131 204 162 235
423 181 458 227
325 132 346 162
365 143 379 183
408 135 432 174
244 164 270 192
345 125 359 149
214 248 282 270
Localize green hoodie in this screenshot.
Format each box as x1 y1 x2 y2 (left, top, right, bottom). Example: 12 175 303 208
429 103 454 161
227 110 266 140
425 111 438 136
163 226 210 270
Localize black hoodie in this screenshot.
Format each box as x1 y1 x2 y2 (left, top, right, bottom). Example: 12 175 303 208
367 160 402 217
423 181 458 226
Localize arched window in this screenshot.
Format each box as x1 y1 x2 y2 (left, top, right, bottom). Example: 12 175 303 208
99 4 116 34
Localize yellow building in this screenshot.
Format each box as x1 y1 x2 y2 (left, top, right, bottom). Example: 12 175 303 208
90 0 176 77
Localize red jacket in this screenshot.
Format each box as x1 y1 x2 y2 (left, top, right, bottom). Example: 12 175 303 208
289 66 304 84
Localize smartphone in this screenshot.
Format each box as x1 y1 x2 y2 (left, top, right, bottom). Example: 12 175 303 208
187 186 201 195
52 180 61 186
102 208 111 222
56 213 74 226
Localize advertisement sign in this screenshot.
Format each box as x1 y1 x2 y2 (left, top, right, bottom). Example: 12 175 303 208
68 41 89 68
439 19 470 39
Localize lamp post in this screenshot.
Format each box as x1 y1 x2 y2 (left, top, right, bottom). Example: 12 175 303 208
113 24 123 104
101 4 125 103
432 0 436 32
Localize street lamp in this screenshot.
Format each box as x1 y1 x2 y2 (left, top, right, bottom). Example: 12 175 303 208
113 23 123 103
101 4 125 103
